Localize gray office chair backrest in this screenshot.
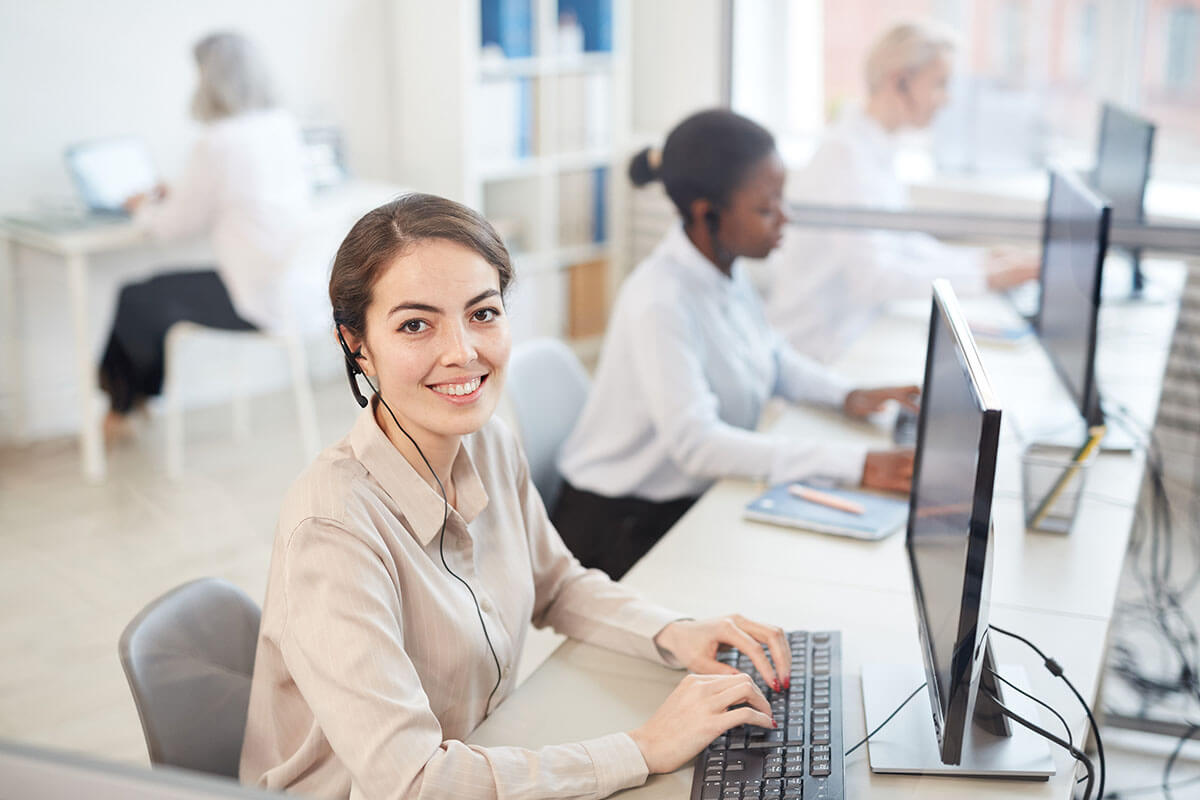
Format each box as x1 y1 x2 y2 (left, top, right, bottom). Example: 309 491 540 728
119 578 261 778
507 338 591 511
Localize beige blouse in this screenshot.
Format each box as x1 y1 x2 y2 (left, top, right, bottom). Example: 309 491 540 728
240 400 685 799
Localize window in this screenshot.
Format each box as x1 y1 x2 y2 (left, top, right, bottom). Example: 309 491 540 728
731 0 1200 181
1164 5 1198 94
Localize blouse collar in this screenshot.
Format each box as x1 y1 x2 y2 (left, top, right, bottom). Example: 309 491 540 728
658 223 742 295
349 396 489 545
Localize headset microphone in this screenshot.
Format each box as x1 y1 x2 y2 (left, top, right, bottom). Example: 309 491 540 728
337 330 369 408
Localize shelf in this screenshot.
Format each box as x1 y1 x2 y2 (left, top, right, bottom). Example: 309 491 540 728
477 148 612 182
511 243 610 275
479 52 614 80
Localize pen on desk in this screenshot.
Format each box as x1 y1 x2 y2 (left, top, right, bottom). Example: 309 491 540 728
788 484 865 515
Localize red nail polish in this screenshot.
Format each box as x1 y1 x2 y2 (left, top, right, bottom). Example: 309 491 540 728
784 678 791 690
772 679 781 692
772 719 779 729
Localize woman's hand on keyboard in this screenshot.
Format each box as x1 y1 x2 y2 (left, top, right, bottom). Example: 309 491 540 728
843 385 920 419
628 673 774 774
655 615 791 690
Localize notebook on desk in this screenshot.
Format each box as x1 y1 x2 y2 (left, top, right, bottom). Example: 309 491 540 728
744 483 909 541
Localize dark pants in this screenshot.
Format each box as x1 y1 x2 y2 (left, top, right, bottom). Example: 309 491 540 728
551 481 699 580
99 269 256 414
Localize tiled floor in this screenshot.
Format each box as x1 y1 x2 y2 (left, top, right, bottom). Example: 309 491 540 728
1 378 1197 797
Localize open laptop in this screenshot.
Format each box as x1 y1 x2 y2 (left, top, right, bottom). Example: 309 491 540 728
64 135 159 217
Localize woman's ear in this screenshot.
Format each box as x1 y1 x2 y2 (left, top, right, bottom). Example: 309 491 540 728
337 326 376 378
689 197 719 234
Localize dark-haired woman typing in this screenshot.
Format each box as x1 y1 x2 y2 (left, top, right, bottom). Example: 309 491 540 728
554 109 917 580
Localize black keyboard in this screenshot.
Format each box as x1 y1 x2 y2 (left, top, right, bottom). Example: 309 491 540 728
688 630 844 800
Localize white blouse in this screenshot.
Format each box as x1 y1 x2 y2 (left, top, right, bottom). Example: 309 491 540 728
559 225 867 503
764 106 987 362
134 109 314 332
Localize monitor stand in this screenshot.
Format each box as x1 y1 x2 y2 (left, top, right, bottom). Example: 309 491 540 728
861 661 1055 779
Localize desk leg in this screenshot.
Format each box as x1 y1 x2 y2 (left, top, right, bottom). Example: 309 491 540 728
1 237 26 445
67 253 105 482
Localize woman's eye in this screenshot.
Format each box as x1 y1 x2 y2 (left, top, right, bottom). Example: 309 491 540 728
473 307 500 322
400 319 429 333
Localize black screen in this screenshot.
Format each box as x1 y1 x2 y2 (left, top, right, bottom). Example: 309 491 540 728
1093 104 1154 224
1036 169 1110 426
906 281 1002 764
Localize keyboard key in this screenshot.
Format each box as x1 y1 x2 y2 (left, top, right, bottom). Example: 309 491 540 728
702 782 722 800
747 730 784 747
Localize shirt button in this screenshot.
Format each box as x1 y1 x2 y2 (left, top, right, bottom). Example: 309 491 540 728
480 598 492 613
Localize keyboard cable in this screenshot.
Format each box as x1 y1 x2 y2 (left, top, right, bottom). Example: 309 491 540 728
844 681 925 757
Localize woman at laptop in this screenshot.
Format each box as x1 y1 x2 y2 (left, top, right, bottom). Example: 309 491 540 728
241 192 788 799
98 31 312 441
762 20 1039 362
553 109 916 580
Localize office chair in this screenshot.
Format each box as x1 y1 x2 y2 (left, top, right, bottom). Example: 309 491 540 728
119 578 261 778
506 338 591 511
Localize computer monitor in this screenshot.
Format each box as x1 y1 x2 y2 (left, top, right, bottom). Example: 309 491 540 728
1035 168 1111 430
64 136 158 216
861 280 1053 778
906 279 1005 765
1091 103 1154 296
0 737 279 799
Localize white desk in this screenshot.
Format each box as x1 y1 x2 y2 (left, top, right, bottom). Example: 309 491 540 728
470 290 1179 799
1 180 402 481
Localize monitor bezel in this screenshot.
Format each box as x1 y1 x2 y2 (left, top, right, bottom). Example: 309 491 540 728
1034 167 1112 428
905 279 1003 765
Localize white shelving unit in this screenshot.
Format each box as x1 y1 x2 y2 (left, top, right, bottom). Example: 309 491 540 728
391 0 630 344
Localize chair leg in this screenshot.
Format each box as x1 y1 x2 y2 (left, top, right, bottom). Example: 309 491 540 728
164 326 186 480
231 338 251 443
283 335 320 459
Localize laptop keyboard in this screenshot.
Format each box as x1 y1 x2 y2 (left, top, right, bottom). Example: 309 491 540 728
689 630 844 800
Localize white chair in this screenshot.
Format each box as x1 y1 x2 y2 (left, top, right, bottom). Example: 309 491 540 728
163 322 320 479
506 338 591 511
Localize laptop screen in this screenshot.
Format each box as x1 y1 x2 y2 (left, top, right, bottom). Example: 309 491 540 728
65 137 158 214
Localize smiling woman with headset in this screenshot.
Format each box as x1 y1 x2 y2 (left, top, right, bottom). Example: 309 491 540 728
240 193 796 799
761 20 1040 363
554 109 918 581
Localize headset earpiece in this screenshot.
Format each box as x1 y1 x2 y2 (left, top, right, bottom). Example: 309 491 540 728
337 330 369 408
704 208 720 235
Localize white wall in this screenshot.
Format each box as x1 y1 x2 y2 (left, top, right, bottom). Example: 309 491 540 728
0 0 395 440
0 0 394 214
630 0 725 138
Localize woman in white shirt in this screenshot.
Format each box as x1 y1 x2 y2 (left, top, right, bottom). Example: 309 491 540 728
242 193 791 799
763 20 1038 362
554 110 917 579
99 31 311 440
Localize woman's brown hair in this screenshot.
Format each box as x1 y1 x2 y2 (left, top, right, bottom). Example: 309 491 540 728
329 193 515 338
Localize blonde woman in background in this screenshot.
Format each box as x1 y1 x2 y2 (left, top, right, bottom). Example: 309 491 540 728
100 31 311 440
763 20 1039 362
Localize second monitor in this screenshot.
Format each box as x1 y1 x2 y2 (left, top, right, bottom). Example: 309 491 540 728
862 279 1054 779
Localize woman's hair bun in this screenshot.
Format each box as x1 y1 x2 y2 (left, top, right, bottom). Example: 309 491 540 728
627 147 660 187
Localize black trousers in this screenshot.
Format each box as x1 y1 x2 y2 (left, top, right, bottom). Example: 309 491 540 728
99 269 256 414
551 481 699 580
